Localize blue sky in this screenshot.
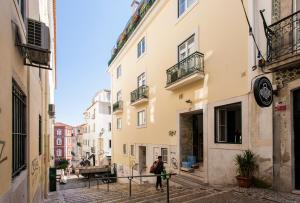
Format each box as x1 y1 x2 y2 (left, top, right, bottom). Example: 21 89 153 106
56 0 131 126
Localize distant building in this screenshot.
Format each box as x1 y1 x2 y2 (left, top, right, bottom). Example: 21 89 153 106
82 90 112 166
54 123 73 162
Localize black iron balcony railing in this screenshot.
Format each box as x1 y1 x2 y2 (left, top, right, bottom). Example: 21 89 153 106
266 10 300 63
166 52 204 86
131 85 149 104
108 0 156 66
113 100 123 112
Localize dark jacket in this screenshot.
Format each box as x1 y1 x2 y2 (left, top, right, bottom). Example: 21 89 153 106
154 160 164 174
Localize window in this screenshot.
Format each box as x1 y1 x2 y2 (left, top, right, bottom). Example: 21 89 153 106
178 0 196 17
12 81 27 178
137 73 146 87
109 140 112 148
116 90 122 102
57 138 62 145
108 106 111 114
161 148 168 163
57 129 62 136
117 118 122 129
117 66 122 78
137 37 145 58
68 137 72 145
178 35 195 62
137 110 146 127
123 144 127 155
56 149 62 157
215 102 242 144
17 0 26 20
130 145 135 156
39 115 42 155
108 122 112 132
68 149 72 156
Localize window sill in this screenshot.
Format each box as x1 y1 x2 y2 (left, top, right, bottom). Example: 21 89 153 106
137 124 147 129
137 52 147 63
176 1 199 26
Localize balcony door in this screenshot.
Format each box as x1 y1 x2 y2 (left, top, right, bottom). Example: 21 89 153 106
178 35 195 62
294 0 300 51
137 72 146 87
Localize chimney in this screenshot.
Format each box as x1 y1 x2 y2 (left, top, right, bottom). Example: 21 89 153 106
131 0 140 13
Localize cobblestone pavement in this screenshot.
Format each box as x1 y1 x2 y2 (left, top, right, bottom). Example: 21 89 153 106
45 181 300 203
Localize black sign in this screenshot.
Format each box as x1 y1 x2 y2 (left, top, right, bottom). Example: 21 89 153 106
254 76 273 107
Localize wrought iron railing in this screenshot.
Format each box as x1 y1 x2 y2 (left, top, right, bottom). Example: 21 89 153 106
113 100 123 112
267 10 300 63
166 52 204 86
108 0 156 66
131 85 149 104
12 81 27 178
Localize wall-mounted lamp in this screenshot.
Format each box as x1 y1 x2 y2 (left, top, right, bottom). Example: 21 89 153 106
185 99 192 104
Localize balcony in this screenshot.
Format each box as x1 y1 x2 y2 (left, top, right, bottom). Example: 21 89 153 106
113 101 123 114
131 85 149 106
165 52 205 91
266 11 300 69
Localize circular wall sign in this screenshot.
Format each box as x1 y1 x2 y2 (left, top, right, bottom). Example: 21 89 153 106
254 76 273 107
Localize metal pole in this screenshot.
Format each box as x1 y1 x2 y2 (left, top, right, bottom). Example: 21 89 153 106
167 178 170 203
107 176 110 192
129 177 132 197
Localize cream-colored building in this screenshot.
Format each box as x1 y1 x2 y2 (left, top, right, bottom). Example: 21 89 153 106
0 0 56 202
108 0 276 186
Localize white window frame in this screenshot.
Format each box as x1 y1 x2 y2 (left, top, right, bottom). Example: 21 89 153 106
117 118 122 129
117 65 122 79
178 0 197 17
178 34 196 62
137 110 146 127
57 129 62 136
56 149 62 157
137 37 146 58
56 138 62 146
161 148 168 163
116 90 122 102
137 72 146 87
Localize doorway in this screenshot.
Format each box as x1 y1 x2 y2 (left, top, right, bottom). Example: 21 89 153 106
180 110 203 172
139 146 147 173
294 89 300 190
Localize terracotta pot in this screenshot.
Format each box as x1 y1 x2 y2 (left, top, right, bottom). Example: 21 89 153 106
236 176 252 188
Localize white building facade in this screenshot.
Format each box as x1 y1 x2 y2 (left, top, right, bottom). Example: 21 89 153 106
82 90 112 166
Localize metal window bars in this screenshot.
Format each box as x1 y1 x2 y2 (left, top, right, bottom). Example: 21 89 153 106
12 80 27 178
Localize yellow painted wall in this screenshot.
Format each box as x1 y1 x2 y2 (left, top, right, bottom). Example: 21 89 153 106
109 0 249 172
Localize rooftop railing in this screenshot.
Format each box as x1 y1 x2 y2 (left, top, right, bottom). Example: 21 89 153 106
108 0 156 66
166 52 204 86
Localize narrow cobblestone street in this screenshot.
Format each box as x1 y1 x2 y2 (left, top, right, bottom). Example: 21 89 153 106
45 178 300 203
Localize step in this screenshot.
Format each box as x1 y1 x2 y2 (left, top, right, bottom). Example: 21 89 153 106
141 189 191 203
182 191 233 203
170 190 211 203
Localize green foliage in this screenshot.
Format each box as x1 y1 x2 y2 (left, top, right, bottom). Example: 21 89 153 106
55 159 68 170
234 150 256 177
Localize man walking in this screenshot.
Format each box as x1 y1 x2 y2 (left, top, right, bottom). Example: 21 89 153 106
155 156 164 191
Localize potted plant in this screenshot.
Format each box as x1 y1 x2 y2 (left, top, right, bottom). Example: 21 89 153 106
234 150 256 188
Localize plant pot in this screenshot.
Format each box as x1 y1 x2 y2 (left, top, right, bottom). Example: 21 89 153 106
236 176 252 188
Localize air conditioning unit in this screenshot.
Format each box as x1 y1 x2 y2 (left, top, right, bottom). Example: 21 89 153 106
27 18 50 65
48 104 55 118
